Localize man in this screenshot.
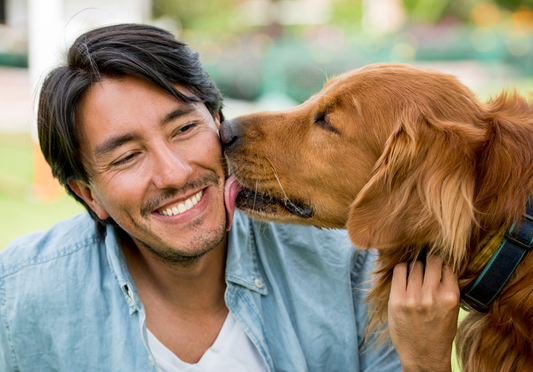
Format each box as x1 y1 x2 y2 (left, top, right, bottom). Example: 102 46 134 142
0 24 459 371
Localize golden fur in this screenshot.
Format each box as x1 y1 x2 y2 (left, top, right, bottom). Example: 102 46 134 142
221 63 533 372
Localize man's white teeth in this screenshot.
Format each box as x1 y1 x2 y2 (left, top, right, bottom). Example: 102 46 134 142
159 190 203 216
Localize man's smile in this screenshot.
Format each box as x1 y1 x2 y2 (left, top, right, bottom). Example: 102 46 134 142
157 190 204 216
139 172 221 219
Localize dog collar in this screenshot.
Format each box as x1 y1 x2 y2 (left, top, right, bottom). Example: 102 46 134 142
466 226 507 273
461 199 533 312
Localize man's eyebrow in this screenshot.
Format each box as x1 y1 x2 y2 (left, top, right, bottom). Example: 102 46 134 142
160 103 197 126
94 134 140 158
93 103 198 159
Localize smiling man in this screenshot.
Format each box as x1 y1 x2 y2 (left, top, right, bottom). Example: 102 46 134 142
70 78 228 266
0 24 459 372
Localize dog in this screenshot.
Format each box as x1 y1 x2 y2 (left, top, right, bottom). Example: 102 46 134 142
220 63 533 372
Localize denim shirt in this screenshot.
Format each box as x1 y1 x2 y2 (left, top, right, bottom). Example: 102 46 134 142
0 211 400 372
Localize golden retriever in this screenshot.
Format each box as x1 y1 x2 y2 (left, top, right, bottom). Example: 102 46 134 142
220 63 533 372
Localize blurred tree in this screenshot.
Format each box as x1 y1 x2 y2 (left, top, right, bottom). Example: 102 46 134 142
441 0 481 22
403 0 506 23
493 0 533 10
330 0 364 30
403 0 450 22
152 0 243 34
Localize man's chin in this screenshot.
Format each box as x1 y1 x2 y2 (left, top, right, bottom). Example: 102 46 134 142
132 218 227 268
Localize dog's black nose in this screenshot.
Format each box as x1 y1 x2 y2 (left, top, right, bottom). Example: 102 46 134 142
220 119 239 148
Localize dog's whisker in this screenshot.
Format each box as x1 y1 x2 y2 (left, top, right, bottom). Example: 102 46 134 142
264 158 315 219
265 157 304 213
265 157 289 201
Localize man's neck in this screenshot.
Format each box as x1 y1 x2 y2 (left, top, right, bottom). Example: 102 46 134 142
121 233 228 314
121 234 229 363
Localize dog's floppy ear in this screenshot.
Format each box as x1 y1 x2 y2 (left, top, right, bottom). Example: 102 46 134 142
347 110 485 266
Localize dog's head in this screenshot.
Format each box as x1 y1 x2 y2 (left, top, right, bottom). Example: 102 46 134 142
221 63 491 264
222 63 533 372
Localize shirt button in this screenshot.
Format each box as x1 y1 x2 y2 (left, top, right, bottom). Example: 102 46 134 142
254 278 264 288
149 355 156 366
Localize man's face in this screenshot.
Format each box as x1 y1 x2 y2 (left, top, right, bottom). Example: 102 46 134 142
69 76 227 262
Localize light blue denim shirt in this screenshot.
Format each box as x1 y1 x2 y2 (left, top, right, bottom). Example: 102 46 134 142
0 211 400 371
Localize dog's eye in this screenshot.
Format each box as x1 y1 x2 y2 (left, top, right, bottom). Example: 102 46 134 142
314 112 339 134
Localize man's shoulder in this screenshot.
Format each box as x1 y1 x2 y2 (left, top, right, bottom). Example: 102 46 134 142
234 210 358 265
0 212 100 278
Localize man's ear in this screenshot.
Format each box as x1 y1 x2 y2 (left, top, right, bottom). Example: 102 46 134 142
67 179 110 220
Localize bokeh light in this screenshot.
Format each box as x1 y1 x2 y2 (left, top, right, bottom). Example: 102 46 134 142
248 33 274 59
505 31 531 56
470 27 497 52
391 32 418 62
511 6 533 33
219 33 242 59
197 40 221 66
470 2 501 28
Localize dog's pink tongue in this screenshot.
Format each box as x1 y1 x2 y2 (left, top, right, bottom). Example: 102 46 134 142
224 175 242 231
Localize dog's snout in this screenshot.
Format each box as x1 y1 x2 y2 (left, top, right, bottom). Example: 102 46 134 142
220 119 240 149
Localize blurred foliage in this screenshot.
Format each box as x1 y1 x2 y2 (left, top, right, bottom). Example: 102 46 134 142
441 0 480 21
153 0 533 33
495 0 533 10
152 0 244 35
151 0 533 103
403 0 453 22
401 0 532 23
330 0 363 30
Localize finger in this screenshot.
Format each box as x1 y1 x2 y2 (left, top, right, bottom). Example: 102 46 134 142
423 255 443 290
391 262 408 294
441 263 459 290
406 260 424 292
390 262 409 311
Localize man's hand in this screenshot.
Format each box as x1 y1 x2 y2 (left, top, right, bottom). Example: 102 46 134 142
388 255 460 372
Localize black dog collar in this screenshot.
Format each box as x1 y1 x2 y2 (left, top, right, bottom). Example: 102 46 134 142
462 200 533 312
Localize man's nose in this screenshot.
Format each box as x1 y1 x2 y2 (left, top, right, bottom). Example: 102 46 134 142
151 146 193 190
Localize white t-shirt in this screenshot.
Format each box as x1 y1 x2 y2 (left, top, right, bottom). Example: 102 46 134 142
147 313 269 372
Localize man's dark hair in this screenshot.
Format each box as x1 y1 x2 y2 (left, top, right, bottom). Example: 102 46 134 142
37 23 224 238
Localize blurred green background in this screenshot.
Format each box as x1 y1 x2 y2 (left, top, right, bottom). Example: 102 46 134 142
0 133 84 249
158 0 533 103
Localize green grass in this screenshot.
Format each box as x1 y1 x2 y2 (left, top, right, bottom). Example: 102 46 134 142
0 143 32 181
0 134 84 250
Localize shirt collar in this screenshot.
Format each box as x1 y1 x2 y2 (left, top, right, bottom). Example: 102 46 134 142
225 211 268 295
103 211 268 311
104 225 141 313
